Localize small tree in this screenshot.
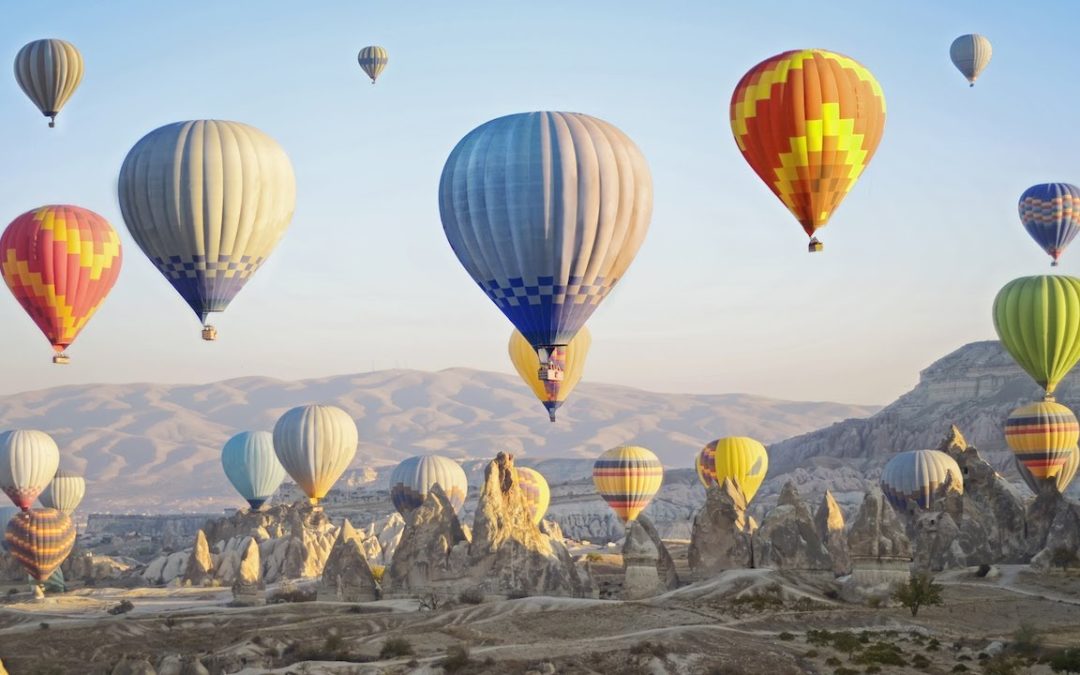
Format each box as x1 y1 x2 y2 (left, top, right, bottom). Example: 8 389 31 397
891 573 944 617
1050 547 1080 573
1050 648 1080 674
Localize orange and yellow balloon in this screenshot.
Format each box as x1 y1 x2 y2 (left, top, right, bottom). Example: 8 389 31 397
509 327 591 422
0 206 122 363
730 49 886 252
592 445 663 523
1005 400 1080 483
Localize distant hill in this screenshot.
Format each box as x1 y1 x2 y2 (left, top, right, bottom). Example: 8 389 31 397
0 368 877 513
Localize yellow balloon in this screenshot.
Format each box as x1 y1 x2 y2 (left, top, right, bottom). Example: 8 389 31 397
509 327 591 422
704 437 768 503
516 467 551 525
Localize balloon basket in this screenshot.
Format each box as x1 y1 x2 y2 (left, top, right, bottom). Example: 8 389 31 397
52 353 70 365
201 326 218 341
808 239 824 253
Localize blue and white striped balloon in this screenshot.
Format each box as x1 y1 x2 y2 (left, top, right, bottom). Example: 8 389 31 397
221 431 286 510
439 111 653 352
1019 183 1080 266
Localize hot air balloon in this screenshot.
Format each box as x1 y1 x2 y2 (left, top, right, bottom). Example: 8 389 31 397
1016 444 1078 495
358 46 388 84
0 506 18 551
5 509 75 583
592 445 663 523
509 327 591 422
950 34 992 86
0 430 60 511
1018 184 1080 266
880 449 963 512
730 49 886 252
389 455 468 516
14 39 83 128
1005 400 1079 485
272 405 357 506
439 111 652 383
38 470 85 515
993 275 1080 397
1 205 122 364
117 120 296 341
516 466 551 525
221 431 286 510
695 437 769 502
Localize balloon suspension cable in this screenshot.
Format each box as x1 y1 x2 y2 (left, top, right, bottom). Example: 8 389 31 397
48 117 55 128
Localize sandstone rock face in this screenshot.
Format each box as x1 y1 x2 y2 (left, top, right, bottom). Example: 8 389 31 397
1029 491 1080 570
386 484 470 593
110 657 157 675
181 530 213 586
465 453 593 598
318 519 380 602
912 511 966 572
622 519 661 600
142 551 189 586
753 482 833 571
815 490 851 576
635 515 678 590
846 487 911 561
231 537 263 606
63 552 140 584
688 478 755 576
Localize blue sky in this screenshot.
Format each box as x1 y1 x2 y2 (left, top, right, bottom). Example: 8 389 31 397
0 1 1072 404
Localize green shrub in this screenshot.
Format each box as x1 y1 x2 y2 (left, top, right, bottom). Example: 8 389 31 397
951 665 969 673
778 632 795 641
853 643 905 667
864 666 881 674
805 650 819 658
107 599 134 615
458 587 485 605
927 638 941 652
825 657 841 666
1011 623 1042 656
379 637 414 659
441 644 472 673
39 622 49 630
834 668 858 675
892 573 944 617
981 655 1023 675
629 641 668 659
1050 648 1080 673
911 653 930 669
1050 547 1079 572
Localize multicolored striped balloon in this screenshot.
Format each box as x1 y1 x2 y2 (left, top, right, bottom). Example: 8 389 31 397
1016 444 1078 495
592 445 664 523
5 508 75 581
695 437 769 503
993 276 1080 397
0 430 60 511
880 449 963 512
38 470 85 515
731 49 886 252
1018 184 1080 266
389 455 468 516
1 205 122 363
516 467 551 525
1005 400 1080 481
509 327 591 422
357 46 388 84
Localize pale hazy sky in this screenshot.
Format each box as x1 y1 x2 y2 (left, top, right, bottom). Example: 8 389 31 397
0 1 1071 404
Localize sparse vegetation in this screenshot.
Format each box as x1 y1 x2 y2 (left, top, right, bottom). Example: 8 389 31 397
1050 547 1080 573
418 592 447 611
1010 623 1042 656
731 585 785 612
458 587 485 605
981 655 1024 675
38 622 49 630
1050 648 1080 673
852 643 905 667
379 637 414 659
440 643 473 673
927 638 941 651
825 656 842 666
892 573 944 617
864 666 881 674
585 553 602 562
107 599 135 615
951 666 969 673
804 650 819 658
911 653 930 669
629 641 668 659
778 632 795 641
833 668 858 675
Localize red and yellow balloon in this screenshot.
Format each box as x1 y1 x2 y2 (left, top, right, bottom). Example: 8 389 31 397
0 205 122 363
730 49 886 252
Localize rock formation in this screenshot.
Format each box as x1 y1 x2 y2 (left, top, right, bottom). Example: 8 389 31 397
752 482 833 571
622 519 662 599
181 530 213 586
385 484 470 593
847 487 911 560
231 537 263 606
464 452 593 597
318 519 380 602
110 657 157 675
688 478 755 577
1029 489 1080 570
912 511 966 572
636 515 678 590
815 490 851 576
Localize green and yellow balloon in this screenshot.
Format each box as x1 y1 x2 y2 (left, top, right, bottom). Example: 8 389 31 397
993 275 1080 398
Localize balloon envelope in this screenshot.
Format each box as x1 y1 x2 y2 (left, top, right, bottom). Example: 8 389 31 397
517 467 551 525
1016 444 1078 495
5 509 75 581
358 46 388 83
509 327 591 421
1018 183 1080 266
1 206 122 358
221 431 287 510
14 39 83 127
730 49 886 249
0 430 60 511
439 111 652 350
949 34 992 85
272 405 357 505
389 455 468 515
993 275 1080 395
592 445 663 523
38 470 85 515
880 449 963 512
117 120 296 330
1005 400 1079 482
696 437 768 503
